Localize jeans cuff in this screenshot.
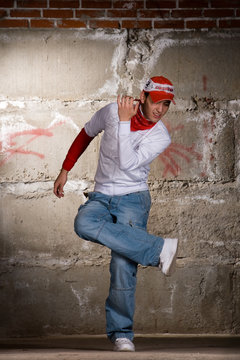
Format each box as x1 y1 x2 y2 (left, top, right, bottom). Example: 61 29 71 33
110 333 134 343
152 238 164 266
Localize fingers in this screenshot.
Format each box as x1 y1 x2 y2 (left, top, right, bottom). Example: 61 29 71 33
53 181 64 198
53 169 68 198
133 99 140 115
58 187 64 198
117 95 140 122
118 95 139 112
117 94 121 106
118 95 134 106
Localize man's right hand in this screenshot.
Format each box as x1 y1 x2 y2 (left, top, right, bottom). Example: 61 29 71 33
117 95 139 122
53 168 68 198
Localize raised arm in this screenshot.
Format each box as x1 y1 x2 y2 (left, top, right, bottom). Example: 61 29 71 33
117 96 171 171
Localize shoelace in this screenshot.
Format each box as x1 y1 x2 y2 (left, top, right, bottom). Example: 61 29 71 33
116 338 131 344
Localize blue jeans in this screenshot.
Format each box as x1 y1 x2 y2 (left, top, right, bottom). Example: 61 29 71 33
74 191 164 342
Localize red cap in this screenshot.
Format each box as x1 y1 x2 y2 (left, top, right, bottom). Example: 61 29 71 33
143 76 176 104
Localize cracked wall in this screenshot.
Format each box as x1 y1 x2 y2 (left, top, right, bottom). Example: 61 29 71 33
0 29 240 337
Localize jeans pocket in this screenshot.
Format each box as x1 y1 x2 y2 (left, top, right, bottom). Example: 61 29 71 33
88 191 95 200
77 194 93 212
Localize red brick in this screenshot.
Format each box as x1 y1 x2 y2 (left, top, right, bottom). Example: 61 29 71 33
122 19 152 28
0 0 13 6
89 19 120 28
210 0 240 8
76 10 105 18
178 0 208 8
49 0 79 7
113 0 144 9
10 9 41 17
57 19 86 27
138 9 170 18
17 0 48 8
154 19 184 28
204 9 235 17
146 0 177 9
0 9 7 17
0 18 28 26
186 20 217 28
82 0 112 8
219 19 240 28
172 9 202 18
107 9 137 17
43 9 73 18
31 19 55 27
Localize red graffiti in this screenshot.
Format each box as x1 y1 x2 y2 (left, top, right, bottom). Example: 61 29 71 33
159 123 202 177
0 122 64 167
202 75 207 91
159 142 203 177
1 117 213 179
159 114 219 178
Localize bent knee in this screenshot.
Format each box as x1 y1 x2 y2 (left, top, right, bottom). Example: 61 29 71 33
74 212 91 239
74 209 101 241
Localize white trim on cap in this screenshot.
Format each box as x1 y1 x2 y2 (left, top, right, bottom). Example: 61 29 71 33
144 79 174 95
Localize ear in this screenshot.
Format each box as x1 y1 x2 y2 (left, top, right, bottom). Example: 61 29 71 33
140 90 146 104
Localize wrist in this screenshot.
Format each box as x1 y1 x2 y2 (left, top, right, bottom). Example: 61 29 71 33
120 117 131 122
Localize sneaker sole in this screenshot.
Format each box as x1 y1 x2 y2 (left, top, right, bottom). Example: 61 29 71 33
163 239 178 276
114 345 135 352
114 348 135 352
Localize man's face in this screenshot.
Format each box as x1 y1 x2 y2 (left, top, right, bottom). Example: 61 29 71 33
140 91 171 123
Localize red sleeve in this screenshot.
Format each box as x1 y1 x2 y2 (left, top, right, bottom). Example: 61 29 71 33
62 128 94 171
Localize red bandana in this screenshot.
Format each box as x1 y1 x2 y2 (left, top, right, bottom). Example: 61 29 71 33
131 106 156 132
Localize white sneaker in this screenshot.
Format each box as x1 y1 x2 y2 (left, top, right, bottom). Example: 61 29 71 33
159 238 178 276
113 338 135 352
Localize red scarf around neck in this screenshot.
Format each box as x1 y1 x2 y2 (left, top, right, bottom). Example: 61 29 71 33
131 105 156 131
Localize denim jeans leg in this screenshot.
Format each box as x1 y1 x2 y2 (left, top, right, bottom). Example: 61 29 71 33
74 191 165 342
105 191 153 342
74 193 163 267
105 251 137 342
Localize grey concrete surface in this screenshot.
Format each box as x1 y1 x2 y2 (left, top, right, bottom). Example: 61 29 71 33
0 335 240 360
0 29 240 337
0 30 127 100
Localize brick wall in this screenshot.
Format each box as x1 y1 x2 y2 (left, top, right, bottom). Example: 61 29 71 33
0 0 240 29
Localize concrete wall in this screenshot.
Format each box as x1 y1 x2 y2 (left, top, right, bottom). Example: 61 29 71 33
0 29 240 337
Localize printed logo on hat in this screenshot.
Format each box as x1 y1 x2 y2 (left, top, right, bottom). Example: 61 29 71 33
144 78 174 95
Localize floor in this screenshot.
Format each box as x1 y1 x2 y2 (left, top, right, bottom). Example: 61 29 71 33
0 334 240 360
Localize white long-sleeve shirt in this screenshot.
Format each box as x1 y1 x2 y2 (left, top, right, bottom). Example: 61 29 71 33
84 102 171 196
